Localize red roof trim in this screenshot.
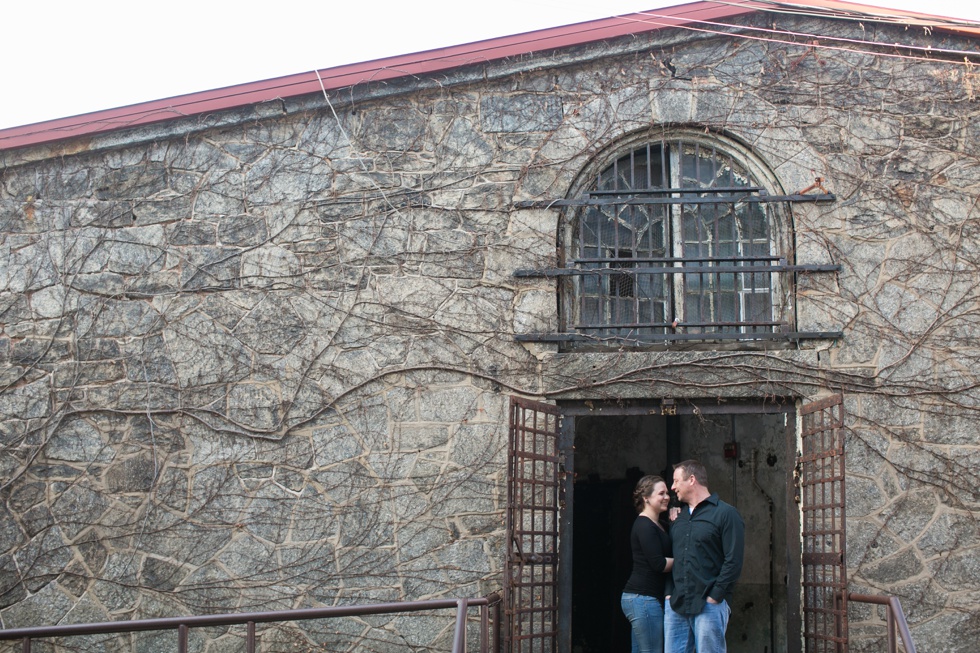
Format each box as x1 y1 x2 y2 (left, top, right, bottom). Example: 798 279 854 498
1 0 976 153
0 1 769 152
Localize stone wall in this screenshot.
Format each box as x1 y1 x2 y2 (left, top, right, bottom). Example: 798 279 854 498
2 12 980 652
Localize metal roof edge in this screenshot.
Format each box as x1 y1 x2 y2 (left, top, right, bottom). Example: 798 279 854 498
0 1 767 153
1 0 977 154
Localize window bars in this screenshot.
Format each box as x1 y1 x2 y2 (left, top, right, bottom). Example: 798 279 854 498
514 138 839 346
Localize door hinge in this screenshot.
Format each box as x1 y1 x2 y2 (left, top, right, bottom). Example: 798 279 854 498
793 454 802 504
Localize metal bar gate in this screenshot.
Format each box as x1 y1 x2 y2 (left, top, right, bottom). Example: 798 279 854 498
800 394 848 652
505 397 561 653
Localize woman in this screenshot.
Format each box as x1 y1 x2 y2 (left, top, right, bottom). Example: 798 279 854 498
621 475 673 653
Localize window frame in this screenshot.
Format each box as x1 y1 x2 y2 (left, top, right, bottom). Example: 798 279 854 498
558 130 795 346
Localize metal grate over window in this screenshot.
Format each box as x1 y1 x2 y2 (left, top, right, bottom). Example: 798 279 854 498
514 135 840 346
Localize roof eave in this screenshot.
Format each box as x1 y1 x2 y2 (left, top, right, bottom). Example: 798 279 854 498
0 1 765 152
2 0 978 153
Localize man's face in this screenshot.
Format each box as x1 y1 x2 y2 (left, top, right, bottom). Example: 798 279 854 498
672 467 692 503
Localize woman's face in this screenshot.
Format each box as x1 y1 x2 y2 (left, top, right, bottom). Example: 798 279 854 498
647 481 670 512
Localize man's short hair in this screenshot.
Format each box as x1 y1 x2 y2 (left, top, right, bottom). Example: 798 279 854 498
674 459 708 487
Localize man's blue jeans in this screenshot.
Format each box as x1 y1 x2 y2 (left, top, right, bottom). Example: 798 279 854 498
664 598 731 653
621 592 665 653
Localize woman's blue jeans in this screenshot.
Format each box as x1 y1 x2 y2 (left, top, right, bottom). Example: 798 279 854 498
621 592 664 653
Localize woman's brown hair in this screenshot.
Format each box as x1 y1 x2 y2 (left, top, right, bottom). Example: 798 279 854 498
632 475 665 513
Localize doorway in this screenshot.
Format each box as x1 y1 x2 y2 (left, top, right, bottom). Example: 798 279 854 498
565 403 797 653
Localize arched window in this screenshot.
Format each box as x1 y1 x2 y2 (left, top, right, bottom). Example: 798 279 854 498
514 130 839 348
564 134 784 342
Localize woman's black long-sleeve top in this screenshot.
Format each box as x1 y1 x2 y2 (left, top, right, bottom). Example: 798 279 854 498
622 515 672 602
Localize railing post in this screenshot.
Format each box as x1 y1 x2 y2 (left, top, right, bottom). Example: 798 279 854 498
480 603 489 653
835 591 845 653
247 621 256 653
178 624 188 653
886 602 896 652
494 599 501 653
21 636 30 653
452 599 468 653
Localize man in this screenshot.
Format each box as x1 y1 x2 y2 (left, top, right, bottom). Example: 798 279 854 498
665 460 744 653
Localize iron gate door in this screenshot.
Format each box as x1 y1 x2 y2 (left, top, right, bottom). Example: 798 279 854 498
799 394 848 653
505 397 561 653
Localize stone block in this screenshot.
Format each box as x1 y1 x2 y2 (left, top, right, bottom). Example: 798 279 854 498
846 475 886 518
240 244 302 289
177 246 242 290
131 196 194 226
105 453 157 493
480 94 564 133
15 526 73 593
227 383 282 432
215 536 277 582
92 163 170 201
177 564 241 612
76 533 108 576
418 386 480 423
7 481 44 514
931 533 980 587
312 424 363 466
0 579 71 627
157 467 189 512
918 511 980 558
49 485 109 540
859 548 923 585
217 213 269 246
164 312 252 387
876 489 938 544
358 105 427 152
846 519 902 567
0 506 26 552
514 288 558 334
78 298 162 338
337 500 394 548
314 460 379 505
0 241 57 294
397 424 449 452
907 611 980 653
233 297 307 356
103 236 167 276
44 417 111 463
387 612 450 648
450 423 503 467
59 592 110 625
28 285 75 319
430 471 496 517
286 497 335 543
408 455 445 495
0 377 49 421
168 220 217 247
0 554 26 609
396 520 452 563
434 116 495 166
139 520 233 568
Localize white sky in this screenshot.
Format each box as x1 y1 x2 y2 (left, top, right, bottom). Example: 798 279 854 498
2 0 979 130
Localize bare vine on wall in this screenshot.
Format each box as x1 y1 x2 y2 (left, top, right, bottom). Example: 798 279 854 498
1 13 980 651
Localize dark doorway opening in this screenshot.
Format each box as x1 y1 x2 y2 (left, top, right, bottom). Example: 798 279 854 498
567 406 796 653
571 469 638 653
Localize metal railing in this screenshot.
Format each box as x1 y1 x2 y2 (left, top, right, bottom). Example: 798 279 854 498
0 593 501 653
848 592 917 653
